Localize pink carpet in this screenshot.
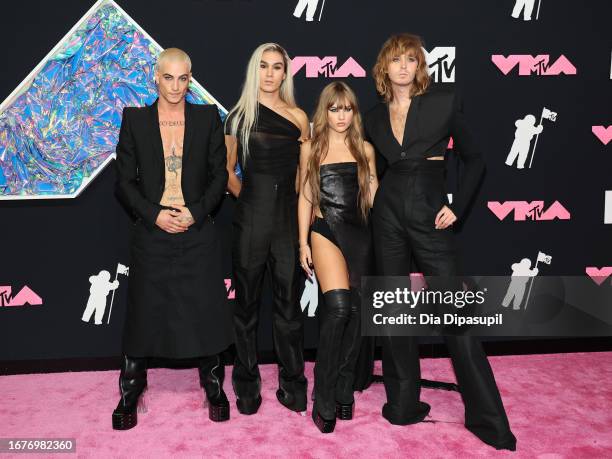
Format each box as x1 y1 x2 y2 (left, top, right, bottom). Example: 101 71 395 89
1 352 612 458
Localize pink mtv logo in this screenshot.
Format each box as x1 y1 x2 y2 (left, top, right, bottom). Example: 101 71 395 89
488 201 571 221
592 126 612 145
491 55 577 76
291 56 366 78
585 267 612 286
224 279 235 300
0 286 43 307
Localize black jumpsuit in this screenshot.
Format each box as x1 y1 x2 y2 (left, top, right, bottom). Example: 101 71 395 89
228 103 307 412
310 161 374 419
364 88 517 451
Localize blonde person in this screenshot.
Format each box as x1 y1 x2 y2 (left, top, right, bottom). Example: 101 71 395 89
113 48 232 429
225 43 310 415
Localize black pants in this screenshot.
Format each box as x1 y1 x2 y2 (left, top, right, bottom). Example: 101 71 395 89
231 172 307 406
372 160 516 450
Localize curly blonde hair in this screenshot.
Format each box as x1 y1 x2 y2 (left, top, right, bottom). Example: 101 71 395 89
373 33 430 102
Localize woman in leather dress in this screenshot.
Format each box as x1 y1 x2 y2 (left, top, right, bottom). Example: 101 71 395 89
298 82 378 433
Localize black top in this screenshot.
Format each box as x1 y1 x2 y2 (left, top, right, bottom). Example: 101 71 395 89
318 161 373 288
225 103 301 177
115 100 228 230
319 162 363 226
363 87 485 219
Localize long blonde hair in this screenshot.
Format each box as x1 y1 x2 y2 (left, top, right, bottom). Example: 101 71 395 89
305 82 371 221
225 43 296 165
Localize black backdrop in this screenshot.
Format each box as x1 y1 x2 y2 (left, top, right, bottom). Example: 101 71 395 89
1 0 611 367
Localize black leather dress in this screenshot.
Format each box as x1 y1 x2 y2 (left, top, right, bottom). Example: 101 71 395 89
310 161 375 419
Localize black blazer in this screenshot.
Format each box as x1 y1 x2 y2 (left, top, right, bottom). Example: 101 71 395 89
363 86 485 219
115 100 228 230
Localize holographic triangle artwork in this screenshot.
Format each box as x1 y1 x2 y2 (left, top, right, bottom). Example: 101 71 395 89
0 0 226 200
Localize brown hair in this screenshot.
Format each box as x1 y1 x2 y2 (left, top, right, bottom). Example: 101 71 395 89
305 82 371 221
372 33 431 101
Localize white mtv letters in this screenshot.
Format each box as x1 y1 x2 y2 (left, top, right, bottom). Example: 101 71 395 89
424 47 455 83
81 270 119 325
293 0 325 22
505 114 543 169
300 273 319 317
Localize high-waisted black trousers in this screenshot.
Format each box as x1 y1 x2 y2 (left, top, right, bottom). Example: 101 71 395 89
372 160 516 450
231 172 307 408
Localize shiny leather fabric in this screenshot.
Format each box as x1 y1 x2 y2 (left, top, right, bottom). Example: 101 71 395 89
198 354 227 404
313 288 352 420
118 355 148 406
372 158 516 451
311 163 375 419
317 162 374 288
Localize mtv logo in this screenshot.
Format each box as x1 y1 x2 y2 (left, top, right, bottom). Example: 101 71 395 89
0 286 43 307
291 56 366 78
491 54 577 76
488 201 571 221
424 47 455 83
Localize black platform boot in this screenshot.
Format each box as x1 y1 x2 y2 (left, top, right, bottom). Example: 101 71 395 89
335 401 355 420
199 355 230 422
312 403 336 433
312 289 352 433
112 355 148 430
335 288 362 421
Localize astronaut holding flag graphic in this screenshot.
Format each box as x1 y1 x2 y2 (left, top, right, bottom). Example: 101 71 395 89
505 107 557 170
106 263 129 324
524 251 552 310
502 252 552 310
81 263 129 325
528 107 557 168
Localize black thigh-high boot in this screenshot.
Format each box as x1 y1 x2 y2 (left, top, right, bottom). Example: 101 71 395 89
199 354 230 422
312 289 352 433
334 287 363 420
112 355 148 430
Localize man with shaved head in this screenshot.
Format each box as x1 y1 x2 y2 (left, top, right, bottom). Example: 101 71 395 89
113 48 233 429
